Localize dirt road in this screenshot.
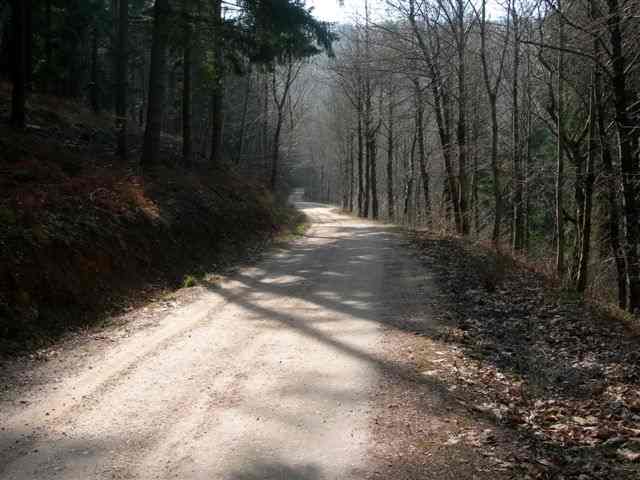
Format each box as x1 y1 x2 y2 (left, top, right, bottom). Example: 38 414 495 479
0 203 432 480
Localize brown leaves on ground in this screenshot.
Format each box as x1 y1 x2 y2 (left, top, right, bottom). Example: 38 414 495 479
408 233 640 479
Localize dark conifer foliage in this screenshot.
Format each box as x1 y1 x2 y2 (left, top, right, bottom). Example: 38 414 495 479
0 0 335 177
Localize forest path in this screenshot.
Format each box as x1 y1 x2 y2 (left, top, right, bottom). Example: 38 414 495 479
0 203 442 480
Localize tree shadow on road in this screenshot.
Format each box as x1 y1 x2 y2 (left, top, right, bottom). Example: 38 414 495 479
227 460 323 480
203 219 640 478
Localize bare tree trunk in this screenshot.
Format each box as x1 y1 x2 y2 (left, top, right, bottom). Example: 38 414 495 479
90 27 100 113
606 0 640 311
270 57 299 192
182 0 192 167
363 136 370 217
209 0 224 163
386 93 395 220
141 0 170 167
408 0 461 232
237 70 252 164
413 79 431 220
357 96 364 216
455 0 469 235
555 0 565 277
45 0 52 78
115 0 128 159
576 69 596 292
404 128 417 223
369 112 379 219
597 76 626 308
512 9 524 251
349 132 355 212
471 89 480 237
271 112 283 191
9 0 28 128
524 46 533 254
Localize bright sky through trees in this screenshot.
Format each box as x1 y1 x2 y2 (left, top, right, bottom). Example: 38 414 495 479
308 0 503 22
308 0 386 22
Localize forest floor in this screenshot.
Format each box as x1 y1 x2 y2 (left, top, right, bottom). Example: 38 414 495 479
369 231 640 479
1 204 639 479
0 82 298 354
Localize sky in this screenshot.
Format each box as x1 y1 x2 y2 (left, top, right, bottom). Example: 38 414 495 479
308 0 387 23
307 0 504 23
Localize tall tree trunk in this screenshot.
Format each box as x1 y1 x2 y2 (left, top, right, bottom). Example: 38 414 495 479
182 0 192 167
25 0 31 90
478 0 507 246
270 58 298 192
270 113 283 191
115 0 128 159
209 0 224 163
555 0 565 277
370 133 379 219
357 99 364 216
350 134 355 211
512 10 524 251
607 0 640 311
413 79 431 220
9 0 27 128
0 2 11 60
261 70 269 174
386 95 395 220
524 48 533 254
404 128 417 223
90 27 100 113
471 93 480 237
45 0 52 91
576 71 596 292
363 137 370 218
597 75 626 308
408 0 460 231
455 0 469 235
141 0 170 167
237 70 252 164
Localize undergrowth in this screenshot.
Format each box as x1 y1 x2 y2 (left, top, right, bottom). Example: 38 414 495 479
0 98 303 355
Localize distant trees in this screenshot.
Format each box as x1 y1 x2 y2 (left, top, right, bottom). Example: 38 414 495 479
301 0 640 314
1 0 334 191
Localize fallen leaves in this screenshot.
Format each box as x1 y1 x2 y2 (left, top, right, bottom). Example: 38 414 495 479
617 448 640 462
408 233 640 478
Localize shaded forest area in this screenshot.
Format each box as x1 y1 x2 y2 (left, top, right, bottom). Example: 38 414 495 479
307 0 640 315
0 0 333 352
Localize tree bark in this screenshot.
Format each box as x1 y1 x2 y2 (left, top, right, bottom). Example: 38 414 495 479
455 0 469 235
9 0 28 129
386 93 395 220
209 0 224 163
141 0 170 167
576 70 596 292
115 0 128 159
90 27 100 113
408 0 461 232
357 95 364 216
478 0 508 246
555 0 565 278
606 0 640 311
597 72 627 308
237 70 252 164
270 57 299 192
369 130 379 219
512 9 524 251
182 0 193 167
413 79 431 220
